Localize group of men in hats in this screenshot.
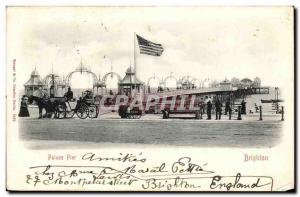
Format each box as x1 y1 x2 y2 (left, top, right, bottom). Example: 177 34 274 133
203 96 246 120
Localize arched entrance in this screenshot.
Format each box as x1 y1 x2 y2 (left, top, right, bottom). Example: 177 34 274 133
191 78 201 89
43 73 64 97
66 65 98 94
202 78 211 88
102 72 122 94
178 75 198 89
163 74 178 91
147 75 163 93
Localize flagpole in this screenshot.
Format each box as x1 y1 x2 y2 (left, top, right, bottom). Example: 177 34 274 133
133 32 137 95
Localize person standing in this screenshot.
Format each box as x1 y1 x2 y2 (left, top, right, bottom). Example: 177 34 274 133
206 99 212 120
225 98 231 115
199 97 205 119
18 95 30 117
215 98 222 120
241 99 247 114
255 103 259 113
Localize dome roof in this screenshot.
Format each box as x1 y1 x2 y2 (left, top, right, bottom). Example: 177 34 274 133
24 69 44 86
31 68 39 76
126 66 135 74
119 67 143 85
241 78 252 83
223 78 230 83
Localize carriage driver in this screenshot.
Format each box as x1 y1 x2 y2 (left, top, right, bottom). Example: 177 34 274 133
64 87 73 101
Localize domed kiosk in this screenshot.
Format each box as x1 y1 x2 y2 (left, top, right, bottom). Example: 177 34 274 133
24 68 44 96
118 67 144 95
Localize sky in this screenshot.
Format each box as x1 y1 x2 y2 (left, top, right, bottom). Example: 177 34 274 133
6 6 294 89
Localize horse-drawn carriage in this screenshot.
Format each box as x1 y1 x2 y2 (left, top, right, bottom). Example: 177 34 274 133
29 90 99 119
55 90 99 119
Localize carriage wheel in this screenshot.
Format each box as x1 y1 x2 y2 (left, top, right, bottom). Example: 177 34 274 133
76 103 89 119
88 105 98 119
66 110 75 118
55 104 66 119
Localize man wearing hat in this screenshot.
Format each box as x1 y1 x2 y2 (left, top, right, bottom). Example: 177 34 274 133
64 87 74 101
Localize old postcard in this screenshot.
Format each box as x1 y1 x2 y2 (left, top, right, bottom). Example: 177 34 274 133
6 6 294 191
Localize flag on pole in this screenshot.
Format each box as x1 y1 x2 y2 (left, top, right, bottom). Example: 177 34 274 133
136 34 164 56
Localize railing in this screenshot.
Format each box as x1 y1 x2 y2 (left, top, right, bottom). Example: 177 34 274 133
146 87 236 97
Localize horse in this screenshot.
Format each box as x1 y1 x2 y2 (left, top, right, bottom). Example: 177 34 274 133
28 95 56 118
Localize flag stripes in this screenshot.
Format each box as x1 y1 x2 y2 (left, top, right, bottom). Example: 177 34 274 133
140 50 162 56
140 46 163 52
136 34 164 56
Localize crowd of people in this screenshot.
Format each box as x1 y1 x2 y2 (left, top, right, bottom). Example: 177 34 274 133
200 96 247 120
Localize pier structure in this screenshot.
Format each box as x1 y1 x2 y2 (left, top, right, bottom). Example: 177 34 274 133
23 64 268 101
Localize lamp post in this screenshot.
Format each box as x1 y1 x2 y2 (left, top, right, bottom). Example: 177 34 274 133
50 74 55 98
275 87 279 113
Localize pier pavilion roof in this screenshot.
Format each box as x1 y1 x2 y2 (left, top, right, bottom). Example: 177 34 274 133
24 68 44 87
119 67 143 85
220 78 231 85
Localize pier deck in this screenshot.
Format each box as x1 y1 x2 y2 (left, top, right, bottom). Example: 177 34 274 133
19 111 282 149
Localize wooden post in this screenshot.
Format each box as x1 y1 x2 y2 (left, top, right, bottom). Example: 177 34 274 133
195 111 200 119
229 109 232 120
154 104 158 114
281 106 284 121
237 106 242 120
259 105 263 121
